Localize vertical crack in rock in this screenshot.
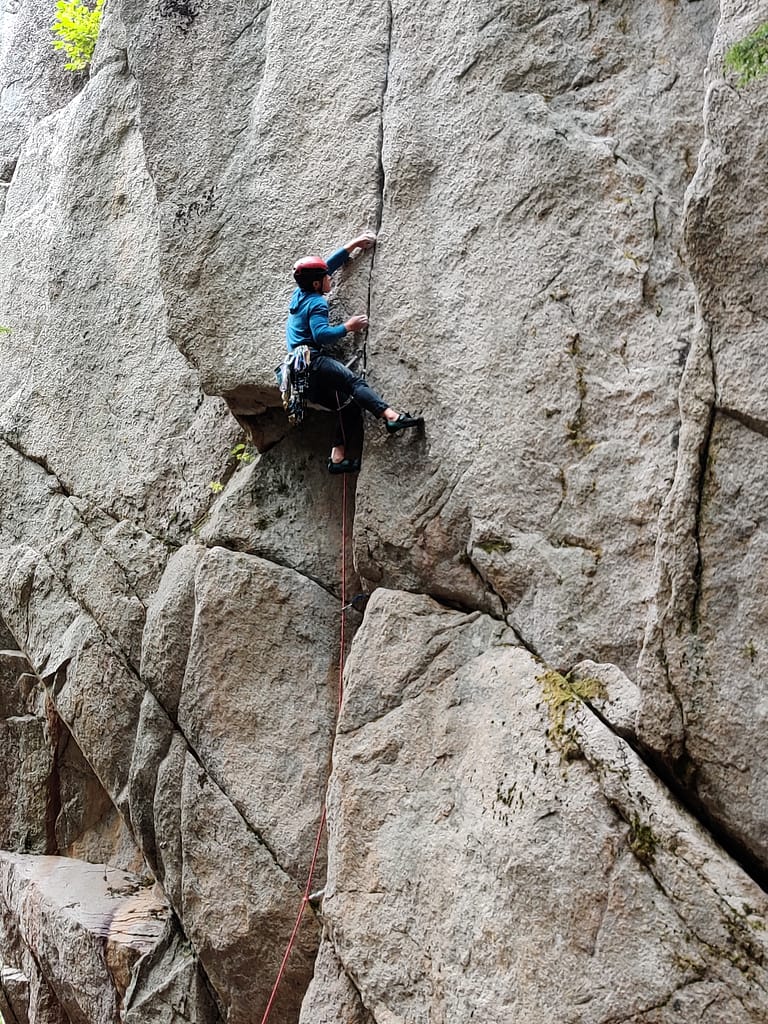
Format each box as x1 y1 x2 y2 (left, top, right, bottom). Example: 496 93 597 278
42 696 63 857
690 361 716 637
632 2 768 877
637 320 716 757
365 0 393 319
374 0 393 234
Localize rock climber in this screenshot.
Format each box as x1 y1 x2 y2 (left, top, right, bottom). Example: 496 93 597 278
285 231 422 474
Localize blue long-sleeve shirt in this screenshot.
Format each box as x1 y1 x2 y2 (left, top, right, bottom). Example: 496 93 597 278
285 247 350 352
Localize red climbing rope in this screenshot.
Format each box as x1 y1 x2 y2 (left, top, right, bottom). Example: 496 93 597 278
259 469 349 1024
339 471 347 709
257 806 326 1024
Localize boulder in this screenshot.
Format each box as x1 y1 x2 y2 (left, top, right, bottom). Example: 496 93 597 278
176 547 340 879
0 853 169 1023
323 590 768 1023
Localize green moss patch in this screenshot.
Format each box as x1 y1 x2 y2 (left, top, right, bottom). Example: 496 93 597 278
537 669 605 757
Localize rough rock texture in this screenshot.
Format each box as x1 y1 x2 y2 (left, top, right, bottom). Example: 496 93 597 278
0 649 50 854
0 853 202 1024
298 938 373 1024
1 965 30 1024
0 0 80 180
637 0 768 875
322 591 768 1023
1 0 768 1022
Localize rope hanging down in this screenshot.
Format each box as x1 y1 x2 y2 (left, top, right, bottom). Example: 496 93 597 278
259 440 350 1024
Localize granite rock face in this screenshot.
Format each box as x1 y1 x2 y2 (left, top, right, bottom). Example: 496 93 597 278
323 591 768 1024
1 0 768 1022
0 0 80 181
0 853 212 1024
637 0 768 872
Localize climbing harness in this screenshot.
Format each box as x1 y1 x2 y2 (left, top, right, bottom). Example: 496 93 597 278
259 403 352 1024
276 345 312 425
277 347 368 427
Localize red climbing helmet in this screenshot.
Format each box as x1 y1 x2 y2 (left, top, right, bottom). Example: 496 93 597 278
293 255 328 283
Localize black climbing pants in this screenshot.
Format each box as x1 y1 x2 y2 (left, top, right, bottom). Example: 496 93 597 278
307 354 389 450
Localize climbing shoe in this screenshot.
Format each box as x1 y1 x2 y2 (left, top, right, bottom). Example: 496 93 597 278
327 457 361 475
385 413 424 434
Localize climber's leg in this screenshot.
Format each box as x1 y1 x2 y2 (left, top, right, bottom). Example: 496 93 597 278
328 398 362 472
305 370 361 470
308 355 423 471
311 354 389 418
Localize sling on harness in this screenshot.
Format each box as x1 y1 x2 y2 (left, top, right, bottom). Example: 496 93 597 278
276 345 312 425
277 348 367 426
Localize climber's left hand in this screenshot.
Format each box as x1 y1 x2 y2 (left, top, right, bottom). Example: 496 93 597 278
345 231 376 253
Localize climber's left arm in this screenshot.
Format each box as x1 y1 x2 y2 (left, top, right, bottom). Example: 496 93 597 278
325 232 377 274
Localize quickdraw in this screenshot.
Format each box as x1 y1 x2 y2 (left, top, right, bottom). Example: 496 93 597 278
276 345 312 425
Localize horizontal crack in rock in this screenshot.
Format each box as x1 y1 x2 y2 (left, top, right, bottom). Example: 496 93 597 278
718 404 768 441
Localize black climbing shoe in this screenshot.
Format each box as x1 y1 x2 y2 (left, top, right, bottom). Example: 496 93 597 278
385 413 424 434
328 457 361 475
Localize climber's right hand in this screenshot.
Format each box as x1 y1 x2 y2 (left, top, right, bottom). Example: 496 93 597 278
345 315 369 333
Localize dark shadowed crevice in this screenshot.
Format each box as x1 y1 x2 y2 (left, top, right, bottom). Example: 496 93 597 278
0 157 18 184
719 404 768 440
373 0 393 235
690 398 716 636
583 694 768 894
43 697 63 857
0 434 72 498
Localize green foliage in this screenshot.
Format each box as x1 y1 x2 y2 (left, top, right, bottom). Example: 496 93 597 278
476 535 512 555
0 326 10 335
208 439 254 497
51 0 104 72
725 23 768 86
231 442 254 464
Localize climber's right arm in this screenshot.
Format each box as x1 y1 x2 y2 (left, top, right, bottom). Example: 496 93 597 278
308 299 368 344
